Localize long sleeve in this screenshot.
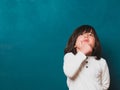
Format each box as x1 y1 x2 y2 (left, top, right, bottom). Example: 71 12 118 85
101 59 110 90
63 52 87 78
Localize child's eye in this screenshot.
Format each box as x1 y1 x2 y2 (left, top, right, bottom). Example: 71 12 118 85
80 33 84 35
89 33 94 37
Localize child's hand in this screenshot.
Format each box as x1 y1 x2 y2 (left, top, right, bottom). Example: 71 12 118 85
75 42 93 55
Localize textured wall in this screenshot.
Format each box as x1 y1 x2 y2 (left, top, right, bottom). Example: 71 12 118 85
0 0 120 90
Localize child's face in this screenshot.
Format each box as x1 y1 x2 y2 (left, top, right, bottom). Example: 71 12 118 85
76 32 95 49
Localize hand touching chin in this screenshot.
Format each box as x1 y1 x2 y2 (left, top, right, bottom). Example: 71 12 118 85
76 42 93 56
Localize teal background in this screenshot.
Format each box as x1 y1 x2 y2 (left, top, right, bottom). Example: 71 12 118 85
0 0 120 90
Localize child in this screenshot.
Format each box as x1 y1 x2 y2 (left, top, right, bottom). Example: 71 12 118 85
63 25 110 90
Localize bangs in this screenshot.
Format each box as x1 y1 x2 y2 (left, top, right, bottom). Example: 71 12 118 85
74 25 96 39
79 26 96 36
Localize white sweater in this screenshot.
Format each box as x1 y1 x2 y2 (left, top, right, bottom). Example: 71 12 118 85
63 52 110 90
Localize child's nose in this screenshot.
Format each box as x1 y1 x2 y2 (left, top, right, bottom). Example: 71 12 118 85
84 33 89 38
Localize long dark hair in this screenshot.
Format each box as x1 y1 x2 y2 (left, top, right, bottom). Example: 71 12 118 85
64 25 101 60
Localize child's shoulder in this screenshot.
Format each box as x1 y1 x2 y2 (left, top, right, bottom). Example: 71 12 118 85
98 57 108 65
64 52 73 59
64 52 73 56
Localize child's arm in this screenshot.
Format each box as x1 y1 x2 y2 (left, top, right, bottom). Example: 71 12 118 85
101 59 110 90
63 52 87 79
